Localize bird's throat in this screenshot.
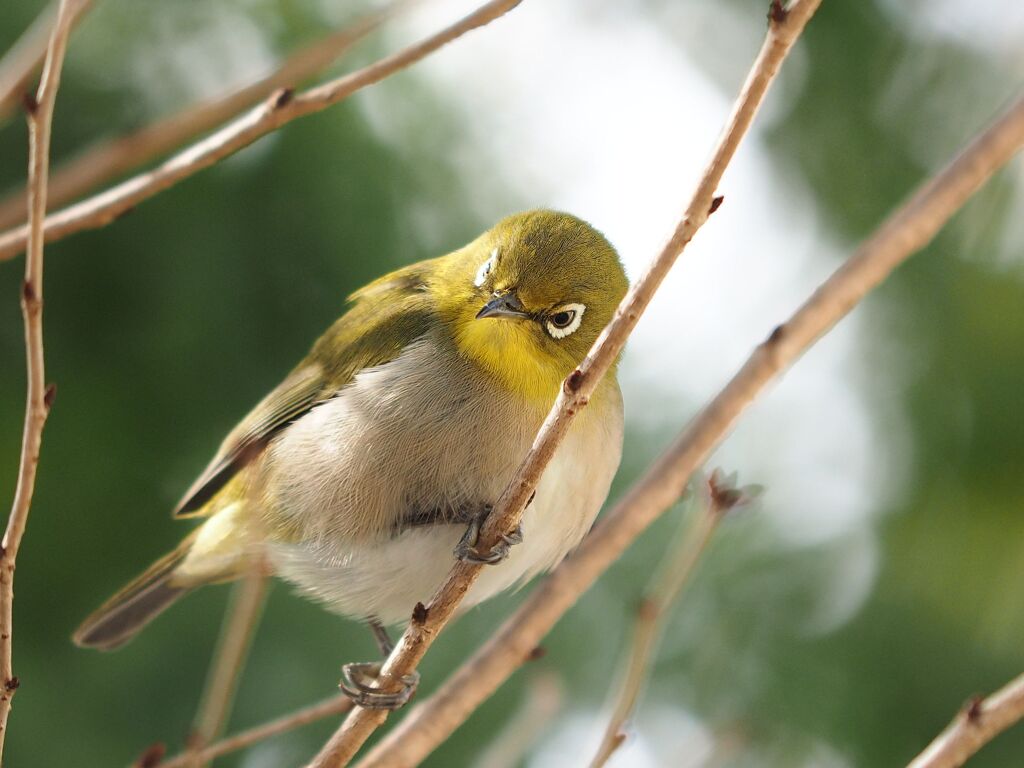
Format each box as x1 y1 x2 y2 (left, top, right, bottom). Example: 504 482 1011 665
455 320 566 407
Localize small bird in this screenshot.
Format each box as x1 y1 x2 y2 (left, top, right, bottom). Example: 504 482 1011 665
74 210 628 707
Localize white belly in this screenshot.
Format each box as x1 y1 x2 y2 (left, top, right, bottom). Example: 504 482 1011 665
270 420 619 624
263 335 624 625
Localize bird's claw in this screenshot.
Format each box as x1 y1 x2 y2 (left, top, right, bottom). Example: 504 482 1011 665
454 506 523 565
338 661 420 710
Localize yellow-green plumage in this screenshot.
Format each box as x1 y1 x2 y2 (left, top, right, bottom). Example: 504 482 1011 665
74 210 628 650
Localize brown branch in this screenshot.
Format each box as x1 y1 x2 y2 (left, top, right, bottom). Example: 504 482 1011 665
0 0 82 759
0 0 523 262
474 672 563 768
185 567 269 766
0 4 56 121
354 92 1024 768
308 2 823 766
153 666 558 768
0 3 396 230
907 672 1024 768
0 2 91 121
589 471 752 768
155 694 355 768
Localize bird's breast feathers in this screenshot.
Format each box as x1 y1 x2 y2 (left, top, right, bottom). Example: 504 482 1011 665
260 330 624 623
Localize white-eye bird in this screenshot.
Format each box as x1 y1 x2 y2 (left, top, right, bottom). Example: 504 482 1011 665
74 210 628 707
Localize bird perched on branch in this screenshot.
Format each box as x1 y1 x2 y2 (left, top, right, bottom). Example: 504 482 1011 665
74 210 628 708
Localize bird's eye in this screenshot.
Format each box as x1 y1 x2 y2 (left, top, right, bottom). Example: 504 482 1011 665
545 303 586 339
474 248 499 287
551 311 574 327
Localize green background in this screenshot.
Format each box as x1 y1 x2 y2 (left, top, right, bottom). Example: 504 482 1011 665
1 1 1022 766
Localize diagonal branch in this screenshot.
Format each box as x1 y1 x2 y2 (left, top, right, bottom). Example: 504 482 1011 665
907 671 1024 768
353 91 1024 768
154 694 354 768
0 0 83 760
0 4 53 120
589 471 755 768
474 672 563 768
0 0 523 262
0 1 91 121
185 567 269 767
0 3 397 230
307 2 824 766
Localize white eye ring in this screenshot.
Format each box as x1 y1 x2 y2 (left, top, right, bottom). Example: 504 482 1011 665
474 248 499 287
545 303 586 339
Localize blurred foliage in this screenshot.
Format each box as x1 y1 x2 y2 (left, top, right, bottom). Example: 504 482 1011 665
1 0 1023 766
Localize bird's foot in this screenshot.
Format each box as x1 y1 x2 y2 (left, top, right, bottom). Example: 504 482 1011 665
339 661 420 710
454 505 523 565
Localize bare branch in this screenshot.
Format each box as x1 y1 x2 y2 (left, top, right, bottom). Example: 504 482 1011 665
0 5 55 120
0 0 82 758
354 92 1024 768
0 2 90 121
155 695 355 768
474 672 563 768
907 672 1024 768
589 471 755 768
185 567 269 766
0 0 522 262
0 3 396 230
308 2 823 766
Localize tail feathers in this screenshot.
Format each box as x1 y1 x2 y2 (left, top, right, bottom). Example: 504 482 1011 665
74 535 195 651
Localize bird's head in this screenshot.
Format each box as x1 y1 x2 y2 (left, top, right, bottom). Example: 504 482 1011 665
434 210 629 405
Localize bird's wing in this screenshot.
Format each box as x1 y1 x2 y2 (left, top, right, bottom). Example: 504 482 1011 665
172 365 326 517
173 260 439 518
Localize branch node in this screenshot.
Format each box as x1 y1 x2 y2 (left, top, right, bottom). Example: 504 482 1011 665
709 195 725 214
635 597 658 622
564 368 584 394
411 602 429 625
768 0 788 24
133 741 167 768
20 91 38 116
21 279 37 306
43 383 57 411
705 469 763 520
963 695 984 724
767 323 786 345
526 646 546 662
269 87 294 110
3 678 18 692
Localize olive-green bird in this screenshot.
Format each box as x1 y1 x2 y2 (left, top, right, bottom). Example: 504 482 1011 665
75 210 628 706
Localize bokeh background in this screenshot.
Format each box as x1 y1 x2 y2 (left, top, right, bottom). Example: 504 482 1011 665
1 0 1023 765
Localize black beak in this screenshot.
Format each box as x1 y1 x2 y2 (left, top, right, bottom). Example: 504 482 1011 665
476 293 529 320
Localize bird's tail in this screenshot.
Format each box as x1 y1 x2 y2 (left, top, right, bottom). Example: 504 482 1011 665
74 500 261 651
73 532 198 651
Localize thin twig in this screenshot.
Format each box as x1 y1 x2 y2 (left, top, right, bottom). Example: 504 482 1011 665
907 672 1024 768
0 2 91 121
185 567 269 767
0 0 523 262
308 3 822 766
474 672 563 768
354 92 1024 768
589 472 750 768
155 694 355 768
0 5 56 121
153 653 559 767
0 4 53 119
0 0 82 760
0 3 398 230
